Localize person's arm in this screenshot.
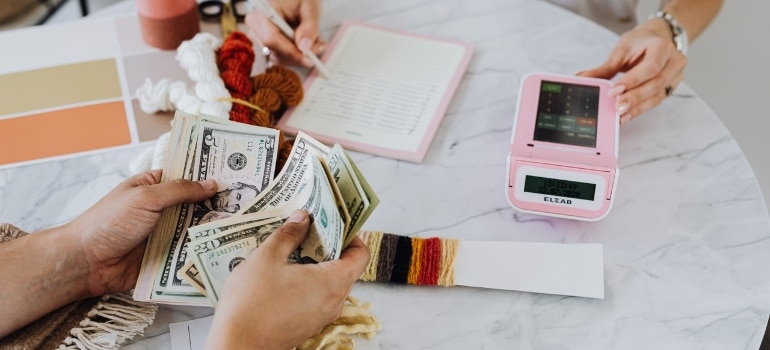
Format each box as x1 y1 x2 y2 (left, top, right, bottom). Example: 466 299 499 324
579 0 723 124
0 170 217 338
207 209 370 350
658 0 723 43
0 225 91 337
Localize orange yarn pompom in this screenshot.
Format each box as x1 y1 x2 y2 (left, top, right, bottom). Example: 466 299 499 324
251 88 282 113
248 64 305 169
267 65 302 88
221 70 252 96
217 31 255 125
265 66 304 106
217 32 255 76
229 103 252 125
253 67 304 107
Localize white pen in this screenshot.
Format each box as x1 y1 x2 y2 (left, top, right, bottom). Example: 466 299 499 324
250 0 332 79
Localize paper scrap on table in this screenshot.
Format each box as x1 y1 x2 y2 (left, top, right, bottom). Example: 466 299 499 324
454 241 604 299
169 316 212 350
169 316 380 350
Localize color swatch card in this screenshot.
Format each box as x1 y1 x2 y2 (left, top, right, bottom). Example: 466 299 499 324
278 21 474 163
0 14 215 169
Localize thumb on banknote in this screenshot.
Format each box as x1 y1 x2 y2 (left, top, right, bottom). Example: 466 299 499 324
128 174 218 210
261 209 312 261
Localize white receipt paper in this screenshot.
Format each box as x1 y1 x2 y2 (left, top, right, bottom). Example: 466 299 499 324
453 241 604 299
169 316 212 350
169 316 380 350
278 21 473 163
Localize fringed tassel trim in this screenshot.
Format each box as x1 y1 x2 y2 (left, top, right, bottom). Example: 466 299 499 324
57 292 158 350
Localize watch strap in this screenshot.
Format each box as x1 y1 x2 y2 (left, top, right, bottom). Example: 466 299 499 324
649 11 688 56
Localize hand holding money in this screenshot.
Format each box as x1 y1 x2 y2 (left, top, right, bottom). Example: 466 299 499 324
133 111 379 306
207 209 370 350
67 169 218 298
0 170 221 339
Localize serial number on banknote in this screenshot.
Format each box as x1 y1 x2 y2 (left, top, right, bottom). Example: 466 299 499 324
206 241 253 260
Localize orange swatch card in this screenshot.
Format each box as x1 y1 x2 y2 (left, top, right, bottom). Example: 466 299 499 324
0 102 131 166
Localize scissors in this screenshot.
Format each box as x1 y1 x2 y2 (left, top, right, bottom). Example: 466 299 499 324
198 0 249 36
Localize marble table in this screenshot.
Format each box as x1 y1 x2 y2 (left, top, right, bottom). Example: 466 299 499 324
2 0 769 349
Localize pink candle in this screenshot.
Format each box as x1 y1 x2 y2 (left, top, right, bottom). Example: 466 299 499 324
137 0 200 50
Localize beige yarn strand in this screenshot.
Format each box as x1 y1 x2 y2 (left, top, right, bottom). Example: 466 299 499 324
437 238 459 286
360 231 383 282
298 296 382 350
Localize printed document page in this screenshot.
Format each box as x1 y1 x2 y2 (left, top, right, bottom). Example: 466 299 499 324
280 23 471 162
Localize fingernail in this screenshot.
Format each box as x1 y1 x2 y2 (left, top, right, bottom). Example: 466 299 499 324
617 101 630 114
620 114 631 125
575 70 586 76
608 84 625 97
317 43 327 53
299 37 312 52
300 56 313 67
200 179 217 191
288 209 307 223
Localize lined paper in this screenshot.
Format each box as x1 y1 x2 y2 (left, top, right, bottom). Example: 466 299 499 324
280 22 472 162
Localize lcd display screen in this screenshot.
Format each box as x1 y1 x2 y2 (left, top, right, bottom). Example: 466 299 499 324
533 80 600 147
523 175 596 201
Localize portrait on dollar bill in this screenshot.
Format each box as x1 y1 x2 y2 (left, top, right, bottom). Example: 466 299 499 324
192 182 261 226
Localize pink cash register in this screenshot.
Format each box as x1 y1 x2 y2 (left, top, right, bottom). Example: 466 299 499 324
506 73 619 221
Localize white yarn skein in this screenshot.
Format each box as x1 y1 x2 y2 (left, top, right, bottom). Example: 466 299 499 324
135 78 206 116
176 32 231 119
136 78 174 114
134 32 232 117
151 132 171 170
131 32 234 173
168 81 204 115
129 132 171 174
129 147 153 174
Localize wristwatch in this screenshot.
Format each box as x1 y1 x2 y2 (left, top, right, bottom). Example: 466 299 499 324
649 11 688 56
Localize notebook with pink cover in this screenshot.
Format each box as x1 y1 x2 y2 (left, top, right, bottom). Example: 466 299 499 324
277 20 474 163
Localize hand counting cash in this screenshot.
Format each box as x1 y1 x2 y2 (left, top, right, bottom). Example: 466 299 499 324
133 110 379 306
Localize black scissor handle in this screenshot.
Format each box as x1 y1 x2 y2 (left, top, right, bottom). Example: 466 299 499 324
198 0 249 21
198 0 225 19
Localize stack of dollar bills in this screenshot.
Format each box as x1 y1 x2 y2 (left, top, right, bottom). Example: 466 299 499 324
133 111 378 307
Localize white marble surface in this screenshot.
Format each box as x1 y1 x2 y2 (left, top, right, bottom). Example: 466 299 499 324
2 0 769 349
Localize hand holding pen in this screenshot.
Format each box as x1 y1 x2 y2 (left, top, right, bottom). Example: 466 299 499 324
244 0 330 78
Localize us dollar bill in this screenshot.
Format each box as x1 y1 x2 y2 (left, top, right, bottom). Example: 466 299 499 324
189 215 286 305
189 165 346 306
341 149 379 244
162 119 280 294
301 156 349 261
235 134 350 261
238 133 376 244
326 144 377 245
179 207 285 295
238 131 330 215
136 112 208 304
135 111 280 304
178 259 207 296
